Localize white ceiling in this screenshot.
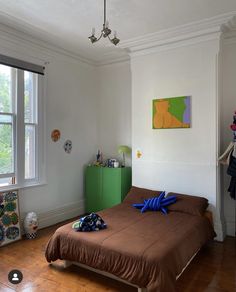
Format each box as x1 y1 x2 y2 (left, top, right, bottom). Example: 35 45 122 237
0 0 236 62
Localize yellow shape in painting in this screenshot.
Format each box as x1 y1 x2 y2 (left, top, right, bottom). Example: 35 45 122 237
153 100 189 129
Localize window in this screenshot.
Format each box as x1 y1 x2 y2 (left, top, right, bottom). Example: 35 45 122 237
0 55 45 189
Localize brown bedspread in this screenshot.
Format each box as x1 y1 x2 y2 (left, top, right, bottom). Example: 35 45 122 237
45 203 215 292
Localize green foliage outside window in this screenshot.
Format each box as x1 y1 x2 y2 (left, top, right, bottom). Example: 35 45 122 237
0 72 13 174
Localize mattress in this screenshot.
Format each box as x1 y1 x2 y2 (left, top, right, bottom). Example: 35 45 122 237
45 201 215 292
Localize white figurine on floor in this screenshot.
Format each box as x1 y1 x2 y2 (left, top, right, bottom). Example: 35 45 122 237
24 212 38 239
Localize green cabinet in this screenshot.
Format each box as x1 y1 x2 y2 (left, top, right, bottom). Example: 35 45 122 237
85 166 132 213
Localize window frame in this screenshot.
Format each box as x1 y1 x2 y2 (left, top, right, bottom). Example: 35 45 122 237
24 71 38 181
0 64 46 191
0 112 16 179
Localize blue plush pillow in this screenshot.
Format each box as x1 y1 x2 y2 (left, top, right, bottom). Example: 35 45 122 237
133 191 176 214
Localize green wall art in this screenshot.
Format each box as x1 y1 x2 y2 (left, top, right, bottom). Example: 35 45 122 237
0 191 21 246
153 96 191 129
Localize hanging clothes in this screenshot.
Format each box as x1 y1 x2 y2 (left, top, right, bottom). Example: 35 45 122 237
219 142 236 165
227 178 236 200
227 152 236 200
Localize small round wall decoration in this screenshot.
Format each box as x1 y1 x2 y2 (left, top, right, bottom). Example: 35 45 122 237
4 202 16 212
6 226 19 240
10 212 19 225
2 214 12 227
64 140 72 154
4 192 17 202
51 129 61 142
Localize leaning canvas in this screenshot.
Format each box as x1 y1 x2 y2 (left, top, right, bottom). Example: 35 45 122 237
153 96 191 129
0 191 21 246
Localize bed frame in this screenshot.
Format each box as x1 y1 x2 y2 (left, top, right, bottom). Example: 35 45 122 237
63 260 147 292
62 249 199 292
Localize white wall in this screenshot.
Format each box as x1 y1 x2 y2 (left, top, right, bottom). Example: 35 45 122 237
221 39 236 236
130 39 223 237
0 25 98 228
96 61 132 166
21 57 98 227
0 24 132 229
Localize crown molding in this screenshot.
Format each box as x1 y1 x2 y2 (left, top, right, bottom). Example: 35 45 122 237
95 55 130 66
221 15 236 32
223 30 236 45
0 13 95 66
120 12 236 56
0 16 130 67
0 10 130 67
0 11 235 66
129 32 222 58
94 50 130 66
222 15 236 45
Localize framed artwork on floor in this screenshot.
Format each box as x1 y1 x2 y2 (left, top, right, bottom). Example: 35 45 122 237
0 190 21 247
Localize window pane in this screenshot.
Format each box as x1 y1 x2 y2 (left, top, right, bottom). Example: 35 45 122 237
25 125 36 179
0 65 14 113
0 177 14 187
0 123 14 174
0 114 12 123
24 71 37 123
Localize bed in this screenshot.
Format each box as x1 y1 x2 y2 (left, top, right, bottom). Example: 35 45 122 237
45 186 215 292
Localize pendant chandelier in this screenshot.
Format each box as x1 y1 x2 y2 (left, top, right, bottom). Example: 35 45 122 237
88 0 120 46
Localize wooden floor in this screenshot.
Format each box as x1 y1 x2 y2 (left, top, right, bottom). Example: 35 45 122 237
0 220 235 292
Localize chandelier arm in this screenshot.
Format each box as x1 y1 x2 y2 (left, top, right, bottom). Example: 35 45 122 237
97 32 103 42
104 0 106 26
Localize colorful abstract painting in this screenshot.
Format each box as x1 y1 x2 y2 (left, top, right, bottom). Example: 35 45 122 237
152 96 191 129
0 191 21 246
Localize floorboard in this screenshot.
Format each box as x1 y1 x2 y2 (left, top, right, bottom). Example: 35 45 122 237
0 219 235 292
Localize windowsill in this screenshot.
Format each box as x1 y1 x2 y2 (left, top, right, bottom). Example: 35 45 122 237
0 180 47 192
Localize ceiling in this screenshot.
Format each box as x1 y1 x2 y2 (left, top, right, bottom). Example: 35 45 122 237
0 0 236 63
